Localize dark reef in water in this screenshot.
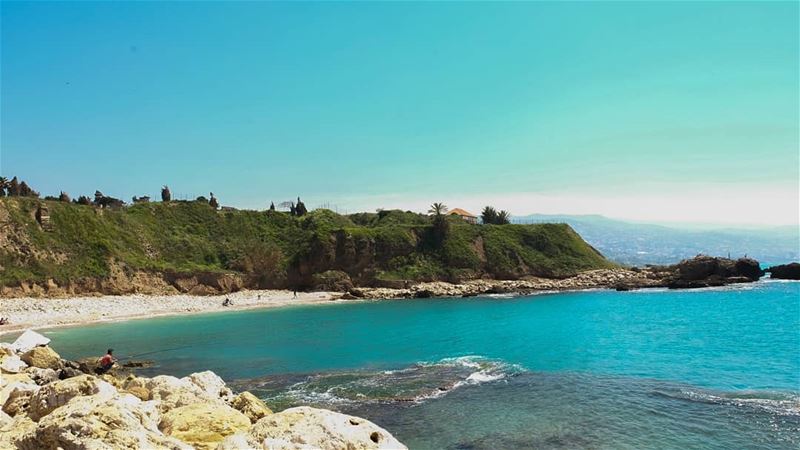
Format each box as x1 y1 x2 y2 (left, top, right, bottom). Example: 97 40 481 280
766 262 800 280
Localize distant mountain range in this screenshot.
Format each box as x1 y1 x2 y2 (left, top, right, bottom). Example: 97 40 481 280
513 214 800 266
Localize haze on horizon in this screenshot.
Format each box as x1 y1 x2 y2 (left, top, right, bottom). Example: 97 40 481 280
1 1 798 228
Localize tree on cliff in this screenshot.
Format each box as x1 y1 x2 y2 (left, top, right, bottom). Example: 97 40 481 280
229 244 285 288
0 177 7 197
269 202 275 211
75 195 92 206
480 206 511 225
58 191 71 202
8 177 20 196
209 192 219 209
161 185 171 202
481 206 498 225
428 202 450 242
496 210 511 225
295 197 308 216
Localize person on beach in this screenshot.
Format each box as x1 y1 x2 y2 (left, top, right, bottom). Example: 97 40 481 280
223 297 233 307
293 289 297 299
0 317 8 325
96 349 117 374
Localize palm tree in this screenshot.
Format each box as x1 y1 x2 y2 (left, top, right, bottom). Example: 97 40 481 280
428 202 448 217
496 210 511 225
481 206 498 225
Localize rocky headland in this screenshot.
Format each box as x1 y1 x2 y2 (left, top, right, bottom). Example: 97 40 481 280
765 262 800 280
0 330 407 450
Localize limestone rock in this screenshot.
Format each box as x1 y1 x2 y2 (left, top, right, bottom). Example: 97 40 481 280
242 406 408 450
17 393 193 450
12 330 51 354
124 385 151 401
0 414 36 449
0 355 28 373
127 374 219 412
230 391 272 423
2 383 40 417
0 343 14 357
25 367 59 385
184 370 233 402
21 346 61 370
28 374 116 420
159 402 251 450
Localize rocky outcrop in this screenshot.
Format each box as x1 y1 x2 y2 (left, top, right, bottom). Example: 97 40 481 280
664 256 762 289
0 333 408 450
159 403 251 450
220 406 407 450
767 262 800 280
230 391 273 424
20 346 61 370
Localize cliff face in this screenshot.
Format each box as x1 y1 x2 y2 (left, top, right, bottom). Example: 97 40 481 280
0 198 615 297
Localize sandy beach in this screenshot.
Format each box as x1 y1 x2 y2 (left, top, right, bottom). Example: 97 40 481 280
0 268 663 335
0 289 341 336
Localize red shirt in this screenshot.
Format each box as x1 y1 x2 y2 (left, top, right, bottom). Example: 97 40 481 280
100 355 114 366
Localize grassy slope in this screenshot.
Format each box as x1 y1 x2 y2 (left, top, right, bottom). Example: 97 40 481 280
0 198 614 287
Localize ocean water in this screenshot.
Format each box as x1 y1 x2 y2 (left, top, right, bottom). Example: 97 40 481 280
40 280 799 449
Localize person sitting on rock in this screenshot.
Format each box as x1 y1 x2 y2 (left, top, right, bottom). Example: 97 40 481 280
96 348 117 374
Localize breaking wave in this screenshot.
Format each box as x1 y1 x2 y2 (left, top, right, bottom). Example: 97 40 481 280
232 356 522 409
652 387 800 416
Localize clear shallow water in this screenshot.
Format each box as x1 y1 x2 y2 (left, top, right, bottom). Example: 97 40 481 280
41 281 800 449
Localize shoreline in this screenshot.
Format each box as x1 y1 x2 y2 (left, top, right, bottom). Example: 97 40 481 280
2 261 785 336
0 268 653 335
0 289 341 336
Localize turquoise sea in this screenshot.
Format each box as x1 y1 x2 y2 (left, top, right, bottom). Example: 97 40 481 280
40 280 799 449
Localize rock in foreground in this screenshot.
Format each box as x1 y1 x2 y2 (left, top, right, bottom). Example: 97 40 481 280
0 330 408 450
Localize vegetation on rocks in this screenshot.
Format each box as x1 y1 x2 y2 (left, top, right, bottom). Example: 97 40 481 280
0 197 615 295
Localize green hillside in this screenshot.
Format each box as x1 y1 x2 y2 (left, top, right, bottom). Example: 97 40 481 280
0 198 614 290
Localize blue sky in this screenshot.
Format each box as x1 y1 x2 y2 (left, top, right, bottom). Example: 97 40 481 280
2 1 798 226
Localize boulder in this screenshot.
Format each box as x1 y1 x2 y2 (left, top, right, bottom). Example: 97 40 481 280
0 414 36 449
2 383 40 417
768 262 800 280
0 355 28 373
28 374 116 420
230 391 272 423
16 393 192 450
25 367 59 385
237 406 408 450
159 402 251 450
126 375 218 412
123 385 151 401
0 343 15 357
20 346 61 370
184 370 233 402
734 258 763 280
11 330 51 354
